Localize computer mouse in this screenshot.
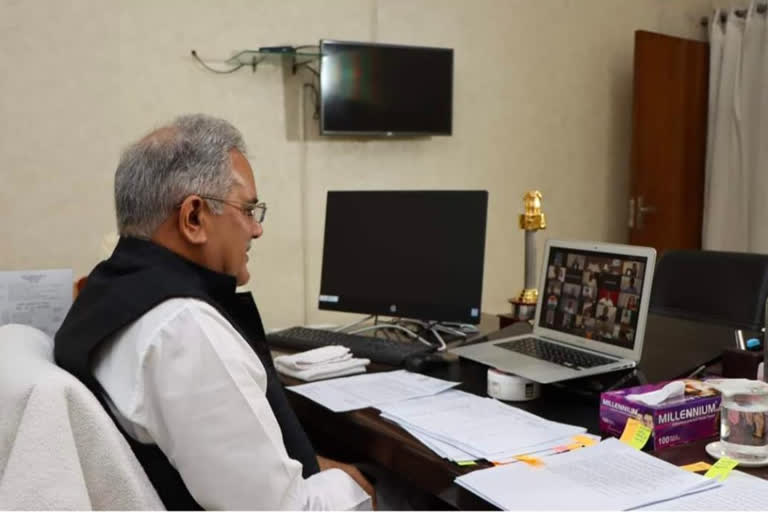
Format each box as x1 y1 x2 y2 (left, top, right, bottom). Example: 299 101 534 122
404 352 450 373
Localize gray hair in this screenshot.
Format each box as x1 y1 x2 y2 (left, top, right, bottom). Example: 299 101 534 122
114 113 247 238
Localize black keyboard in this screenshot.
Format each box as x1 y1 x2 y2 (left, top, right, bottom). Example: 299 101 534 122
267 326 434 366
496 337 615 370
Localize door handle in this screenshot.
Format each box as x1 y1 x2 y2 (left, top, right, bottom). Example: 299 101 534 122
636 196 656 229
628 198 636 229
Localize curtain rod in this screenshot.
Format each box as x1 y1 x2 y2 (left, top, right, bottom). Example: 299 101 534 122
700 3 767 27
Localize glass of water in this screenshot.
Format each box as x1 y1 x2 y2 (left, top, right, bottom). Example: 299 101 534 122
720 386 768 461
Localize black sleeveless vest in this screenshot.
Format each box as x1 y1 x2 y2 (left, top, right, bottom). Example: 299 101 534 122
54 237 319 510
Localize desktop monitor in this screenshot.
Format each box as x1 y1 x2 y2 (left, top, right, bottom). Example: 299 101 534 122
318 190 488 324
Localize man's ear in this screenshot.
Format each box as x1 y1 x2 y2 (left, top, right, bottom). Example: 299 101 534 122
178 196 209 245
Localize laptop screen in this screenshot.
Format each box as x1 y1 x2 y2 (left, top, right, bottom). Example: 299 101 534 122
539 247 649 350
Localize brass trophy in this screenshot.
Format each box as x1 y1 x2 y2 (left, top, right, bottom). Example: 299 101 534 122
508 191 546 322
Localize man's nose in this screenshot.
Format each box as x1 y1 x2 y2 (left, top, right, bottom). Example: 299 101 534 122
252 221 263 239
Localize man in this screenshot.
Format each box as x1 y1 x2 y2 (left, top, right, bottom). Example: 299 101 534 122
55 114 374 510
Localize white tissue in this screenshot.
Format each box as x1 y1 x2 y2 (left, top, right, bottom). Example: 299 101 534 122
626 380 685 406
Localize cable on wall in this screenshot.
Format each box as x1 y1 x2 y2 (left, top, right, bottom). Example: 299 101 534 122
190 50 261 73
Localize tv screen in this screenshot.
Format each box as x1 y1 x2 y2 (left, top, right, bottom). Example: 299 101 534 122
319 40 453 136
318 190 487 323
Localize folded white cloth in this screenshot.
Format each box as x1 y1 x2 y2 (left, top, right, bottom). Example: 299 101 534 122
274 346 369 381
276 345 353 370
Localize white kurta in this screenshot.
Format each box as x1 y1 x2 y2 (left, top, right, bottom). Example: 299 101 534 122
92 298 370 510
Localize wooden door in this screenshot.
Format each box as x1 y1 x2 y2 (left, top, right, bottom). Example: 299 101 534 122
628 30 709 254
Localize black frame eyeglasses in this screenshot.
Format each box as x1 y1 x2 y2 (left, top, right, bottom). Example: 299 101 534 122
198 195 267 224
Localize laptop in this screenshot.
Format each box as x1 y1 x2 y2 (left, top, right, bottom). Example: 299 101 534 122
451 240 656 383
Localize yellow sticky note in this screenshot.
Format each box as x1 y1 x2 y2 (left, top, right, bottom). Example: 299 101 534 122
619 418 652 449
704 457 739 481
681 461 713 472
514 455 544 467
456 460 477 466
572 435 598 447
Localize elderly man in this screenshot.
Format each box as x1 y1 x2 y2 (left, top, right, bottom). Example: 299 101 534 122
55 114 374 510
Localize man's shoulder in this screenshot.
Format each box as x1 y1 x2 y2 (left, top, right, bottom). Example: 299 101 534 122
123 298 231 349
145 297 222 322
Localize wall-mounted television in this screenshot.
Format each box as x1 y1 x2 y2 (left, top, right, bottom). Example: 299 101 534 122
319 40 453 136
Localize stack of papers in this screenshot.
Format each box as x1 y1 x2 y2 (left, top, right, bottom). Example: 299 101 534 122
378 389 587 462
455 437 721 510
638 470 768 510
287 369 459 412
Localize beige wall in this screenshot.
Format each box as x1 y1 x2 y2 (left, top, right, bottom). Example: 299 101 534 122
0 0 712 330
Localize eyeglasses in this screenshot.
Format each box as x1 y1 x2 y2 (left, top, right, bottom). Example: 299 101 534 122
198 195 267 224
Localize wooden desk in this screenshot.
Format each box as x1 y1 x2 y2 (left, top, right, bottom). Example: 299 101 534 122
654 438 768 479
284 320 766 509
284 323 597 509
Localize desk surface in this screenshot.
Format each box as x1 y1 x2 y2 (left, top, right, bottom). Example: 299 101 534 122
284 319 766 509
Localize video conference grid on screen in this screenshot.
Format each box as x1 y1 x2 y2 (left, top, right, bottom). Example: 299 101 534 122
541 248 647 349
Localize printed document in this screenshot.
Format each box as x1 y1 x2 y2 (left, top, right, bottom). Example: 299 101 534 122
455 437 719 510
638 470 768 510
0 269 72 337
287 369 459 412
379 389 585 460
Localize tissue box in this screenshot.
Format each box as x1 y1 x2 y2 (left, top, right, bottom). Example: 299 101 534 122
599 380 721 450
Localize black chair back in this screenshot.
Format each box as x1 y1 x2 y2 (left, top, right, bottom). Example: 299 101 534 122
650 249 768 331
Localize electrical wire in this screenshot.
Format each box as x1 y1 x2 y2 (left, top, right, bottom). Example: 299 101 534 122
294 61 320 77
348 324 434 347
442 322 480 333
302 83 320 120
428 326 447 352
334 314 374 333
190 50 249 74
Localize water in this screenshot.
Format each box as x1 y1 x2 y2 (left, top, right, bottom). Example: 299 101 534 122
720 392 768 460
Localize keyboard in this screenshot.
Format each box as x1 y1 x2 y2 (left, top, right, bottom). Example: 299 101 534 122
267 326 433 366
496 337 615 370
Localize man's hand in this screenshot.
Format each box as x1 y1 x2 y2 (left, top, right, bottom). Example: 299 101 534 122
317 455 377 509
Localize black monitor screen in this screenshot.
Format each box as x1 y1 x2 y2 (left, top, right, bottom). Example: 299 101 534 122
320 40 453 135
319 191 487 323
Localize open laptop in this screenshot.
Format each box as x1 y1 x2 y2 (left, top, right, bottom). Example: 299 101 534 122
451 240 656 383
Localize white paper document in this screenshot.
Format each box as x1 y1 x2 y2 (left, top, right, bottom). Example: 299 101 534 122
286 369 459 412
0 269 73 337
396 420 476 461
455 438 719 510
638 470 768 510
490 432 603 465
379 390 585 460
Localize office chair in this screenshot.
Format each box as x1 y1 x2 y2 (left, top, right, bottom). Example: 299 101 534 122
0 324 164 510
649 249 768 332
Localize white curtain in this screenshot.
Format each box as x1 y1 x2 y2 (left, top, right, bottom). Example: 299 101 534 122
703 2 768 252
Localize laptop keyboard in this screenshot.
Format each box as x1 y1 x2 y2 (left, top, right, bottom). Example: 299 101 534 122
496 337 616 370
